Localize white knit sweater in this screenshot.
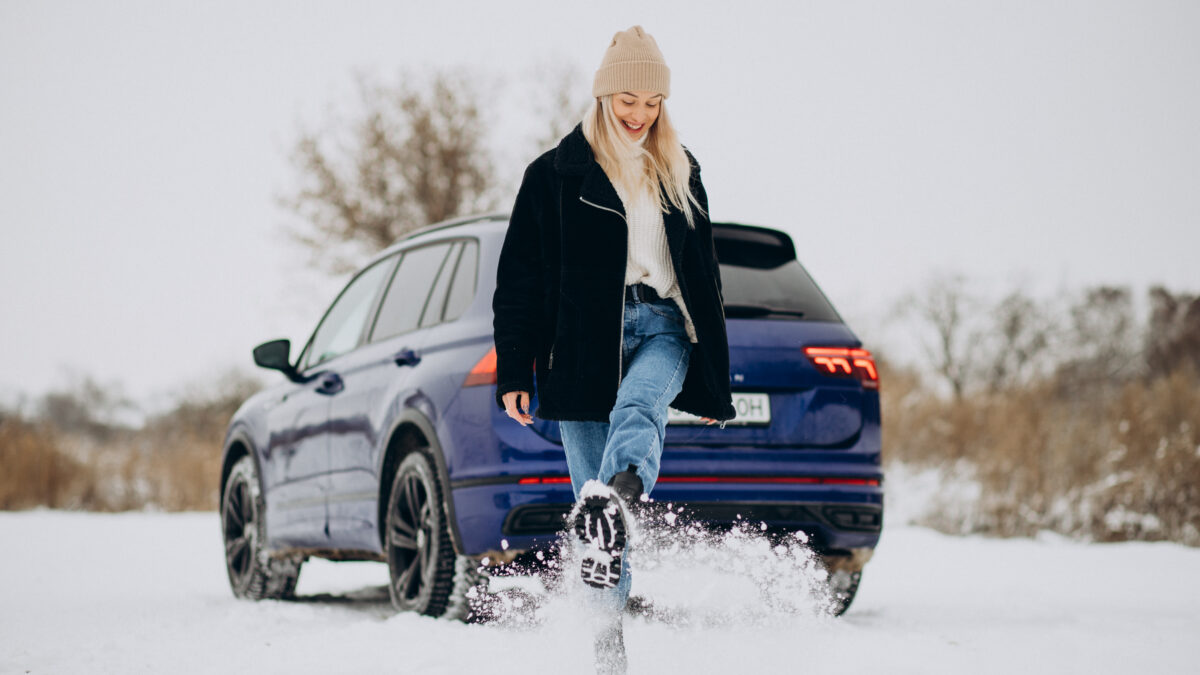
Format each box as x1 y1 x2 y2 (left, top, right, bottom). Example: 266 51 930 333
611 154 699 343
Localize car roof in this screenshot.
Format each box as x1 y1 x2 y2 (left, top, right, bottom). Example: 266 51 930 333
364 213 509 266
362 213 794 268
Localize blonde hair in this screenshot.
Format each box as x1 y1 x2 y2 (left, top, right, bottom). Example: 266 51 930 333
581 96 704 228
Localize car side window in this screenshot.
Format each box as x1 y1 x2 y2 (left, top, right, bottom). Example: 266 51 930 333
370 242 453 342
302 256 397 370
442 239 478 322
419 242 462 329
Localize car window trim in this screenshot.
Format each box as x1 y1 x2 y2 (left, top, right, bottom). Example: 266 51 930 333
298 253 401 373
366 240 450 344
367 237 479 344
434 242 465 324
440 238 479 324
414 242 457 330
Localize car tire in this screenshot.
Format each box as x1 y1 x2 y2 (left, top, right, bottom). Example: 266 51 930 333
221 455 303 600
385 450 465 617
829 568 862 616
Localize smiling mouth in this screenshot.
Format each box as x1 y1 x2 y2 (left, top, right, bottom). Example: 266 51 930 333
622 121 644 133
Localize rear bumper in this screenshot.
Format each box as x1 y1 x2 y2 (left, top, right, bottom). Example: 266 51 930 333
450 479 883 557
446 399 882 558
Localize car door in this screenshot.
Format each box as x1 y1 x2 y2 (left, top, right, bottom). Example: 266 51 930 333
261 374 333 548
325 240 459 550
262 255 398 547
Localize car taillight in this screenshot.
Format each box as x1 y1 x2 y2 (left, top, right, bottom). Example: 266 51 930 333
804 346 879 390
463 346 497 387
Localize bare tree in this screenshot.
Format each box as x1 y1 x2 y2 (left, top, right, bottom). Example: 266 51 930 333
980 290 1055 392
36 372 136 442
1055 286 1140 388
1145 286 1200 378
281 69 497 275
905 274 979 400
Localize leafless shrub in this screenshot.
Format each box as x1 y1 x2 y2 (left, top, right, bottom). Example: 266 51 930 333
1145 286 1200 378
281 68 498 275
1053 286 1141 393
979 290 1055 392
35 372 136 444
885 284 1200 545
1 370 264 512
900 274 981 400
902 279 1058 399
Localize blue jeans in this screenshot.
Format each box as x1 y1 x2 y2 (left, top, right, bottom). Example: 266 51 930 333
559 293 693 608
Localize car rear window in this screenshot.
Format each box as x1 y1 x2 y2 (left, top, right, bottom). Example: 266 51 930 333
714 225 842 322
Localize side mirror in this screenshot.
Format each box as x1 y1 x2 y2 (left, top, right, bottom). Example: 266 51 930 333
253 339 303 382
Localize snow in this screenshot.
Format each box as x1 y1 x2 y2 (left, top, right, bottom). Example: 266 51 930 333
2 511 1197 674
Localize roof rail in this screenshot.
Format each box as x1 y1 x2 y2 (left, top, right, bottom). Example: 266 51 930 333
399 212 510 243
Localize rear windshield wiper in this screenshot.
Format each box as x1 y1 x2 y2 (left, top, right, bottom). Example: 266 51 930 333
723 304 806 318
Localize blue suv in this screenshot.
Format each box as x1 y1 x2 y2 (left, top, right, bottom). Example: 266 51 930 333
219 214 882 617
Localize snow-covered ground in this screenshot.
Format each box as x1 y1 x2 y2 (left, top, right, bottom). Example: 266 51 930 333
1 510 1196 674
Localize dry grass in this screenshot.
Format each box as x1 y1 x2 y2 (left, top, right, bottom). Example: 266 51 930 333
0 416 91 509
0 373 254 512
882 361 1200 545
0 422 223 512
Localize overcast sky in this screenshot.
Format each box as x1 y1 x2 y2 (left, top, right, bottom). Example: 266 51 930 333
2 0 1197 413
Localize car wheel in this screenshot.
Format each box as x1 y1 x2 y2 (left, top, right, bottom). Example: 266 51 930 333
386 451 461 616
221 455 302 600
829 568 862 616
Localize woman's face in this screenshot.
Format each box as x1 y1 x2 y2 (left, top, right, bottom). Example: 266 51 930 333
611 91 662 140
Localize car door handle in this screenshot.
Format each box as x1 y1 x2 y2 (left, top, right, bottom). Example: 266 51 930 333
394 348 421 367
316 372 344 395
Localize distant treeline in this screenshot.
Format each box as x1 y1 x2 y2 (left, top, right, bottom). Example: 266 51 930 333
0 371 261 511
882 283 1200 545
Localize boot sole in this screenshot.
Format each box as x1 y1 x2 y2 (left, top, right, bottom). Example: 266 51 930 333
572 494 627 589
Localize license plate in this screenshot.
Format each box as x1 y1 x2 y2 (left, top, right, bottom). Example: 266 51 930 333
668 393 771 426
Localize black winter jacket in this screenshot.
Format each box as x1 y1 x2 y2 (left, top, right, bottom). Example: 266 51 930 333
492 124 736 422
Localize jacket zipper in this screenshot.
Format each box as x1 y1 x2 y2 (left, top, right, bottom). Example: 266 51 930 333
578 195 628 390
579 194 727 428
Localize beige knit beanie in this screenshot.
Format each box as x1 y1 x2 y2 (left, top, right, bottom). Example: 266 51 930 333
592 26 671 99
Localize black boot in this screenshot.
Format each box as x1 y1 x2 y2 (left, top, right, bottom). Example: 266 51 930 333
570 468 644 590
607 465 644 510
571 481 629 589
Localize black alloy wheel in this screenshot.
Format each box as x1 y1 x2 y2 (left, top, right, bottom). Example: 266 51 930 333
386 451 457 616
223 469 257 589
221 455 301 600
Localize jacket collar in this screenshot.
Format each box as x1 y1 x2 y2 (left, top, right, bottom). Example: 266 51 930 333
553 123 593 176
552 123 693 260
554 124 624 215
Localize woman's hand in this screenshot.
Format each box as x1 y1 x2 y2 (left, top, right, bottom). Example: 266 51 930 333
700 417 718 425
502 390 534 426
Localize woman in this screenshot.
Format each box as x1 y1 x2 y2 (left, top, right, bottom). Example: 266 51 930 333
492 25 735 664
